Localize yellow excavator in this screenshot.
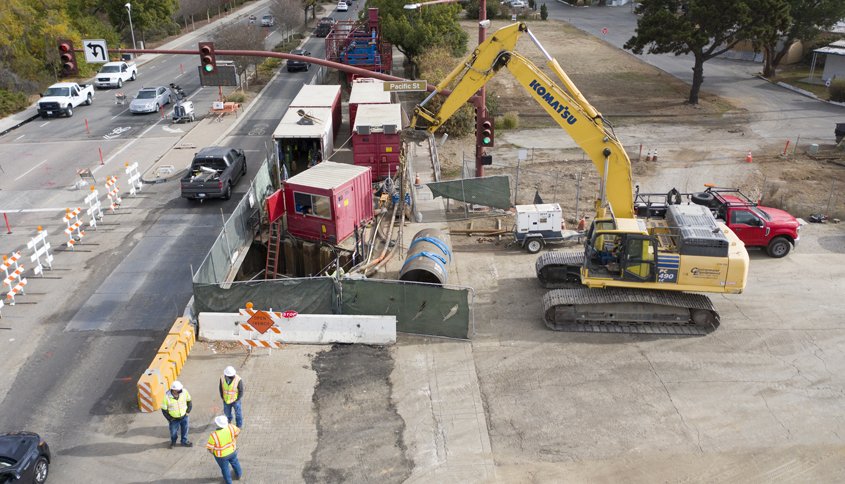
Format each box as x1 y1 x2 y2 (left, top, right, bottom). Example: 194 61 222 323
410 22 749 335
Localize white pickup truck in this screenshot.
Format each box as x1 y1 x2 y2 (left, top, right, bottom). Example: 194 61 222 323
37 82 94 118
94 61 138 89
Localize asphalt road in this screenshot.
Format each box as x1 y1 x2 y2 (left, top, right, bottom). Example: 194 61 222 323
0 0 368 466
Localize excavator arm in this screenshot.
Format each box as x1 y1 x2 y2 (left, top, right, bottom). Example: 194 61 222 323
410 22 634 219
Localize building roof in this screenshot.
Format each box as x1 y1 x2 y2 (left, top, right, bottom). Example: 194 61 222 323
353 103 402 129
814 39 845 56
272 107 333 138
349 79 392 104
284 161 370 190
290 85 341 107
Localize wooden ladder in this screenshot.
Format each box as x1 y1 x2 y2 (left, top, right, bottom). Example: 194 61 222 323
265 220 282 279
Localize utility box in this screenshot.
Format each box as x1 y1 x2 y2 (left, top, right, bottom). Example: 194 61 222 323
283 161 373 244
352 103 402 180
348 78 393 128
273 107 335 178
290 85 342 141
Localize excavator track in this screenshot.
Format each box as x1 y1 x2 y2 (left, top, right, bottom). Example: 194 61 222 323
536 250 586 288
542 287 719 336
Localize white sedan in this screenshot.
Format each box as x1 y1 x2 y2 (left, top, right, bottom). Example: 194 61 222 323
337 1 348 11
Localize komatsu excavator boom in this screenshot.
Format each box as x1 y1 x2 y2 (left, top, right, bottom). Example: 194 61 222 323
411 23 749 335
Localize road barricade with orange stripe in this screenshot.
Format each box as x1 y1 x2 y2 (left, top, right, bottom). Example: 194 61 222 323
136 317 196 412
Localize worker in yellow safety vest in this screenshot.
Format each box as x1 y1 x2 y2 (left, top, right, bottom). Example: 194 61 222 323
161 380 192 448
206 415 242 484
219 366 244 428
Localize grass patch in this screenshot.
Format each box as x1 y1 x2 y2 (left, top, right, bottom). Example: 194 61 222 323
772 66 830 99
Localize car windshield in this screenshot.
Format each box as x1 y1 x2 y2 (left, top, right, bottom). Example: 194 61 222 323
99 66 121 73
263 15 272 20
136 90 156 99
43 87 69 97
292 50 305 56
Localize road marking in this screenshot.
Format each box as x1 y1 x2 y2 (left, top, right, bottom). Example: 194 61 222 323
92 116 165 174
39 122 50 127
15 159 48 181
111 109 130 120
14 134 24 141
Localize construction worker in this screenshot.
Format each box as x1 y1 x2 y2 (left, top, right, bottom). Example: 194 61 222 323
219 366 244 428
207 415 242 484
161 381 192 448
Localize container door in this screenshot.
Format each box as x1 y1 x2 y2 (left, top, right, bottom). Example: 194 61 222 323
334 188 353 241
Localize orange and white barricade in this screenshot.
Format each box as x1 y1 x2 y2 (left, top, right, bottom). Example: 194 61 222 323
125 162 142 196
63 208 85 249
27 226 53 276
105 176 122 212
236 302 287 349
2 252 26 305
85 186 104 229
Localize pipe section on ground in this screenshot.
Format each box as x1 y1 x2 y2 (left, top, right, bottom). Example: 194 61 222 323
399 229 452 285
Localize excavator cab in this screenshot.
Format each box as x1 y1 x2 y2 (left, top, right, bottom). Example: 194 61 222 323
584 223 657 284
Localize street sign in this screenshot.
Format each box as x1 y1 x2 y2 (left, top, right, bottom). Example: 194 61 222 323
601 27 609 36
282 310 298 319
383 80 427 92
83 39 109 63
198 64 239 87
247 310 275 334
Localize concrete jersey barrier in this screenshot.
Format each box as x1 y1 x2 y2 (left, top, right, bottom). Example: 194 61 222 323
199 312 396 345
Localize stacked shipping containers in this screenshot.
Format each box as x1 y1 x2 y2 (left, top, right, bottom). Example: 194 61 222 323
283 161 374 244
289 85 342 141
348 78 393 128
352 103 402 180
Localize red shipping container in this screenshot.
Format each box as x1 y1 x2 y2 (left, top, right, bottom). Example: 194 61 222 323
290 85 342 141
283 161 373 244
352 103 402 180
348 78 393 128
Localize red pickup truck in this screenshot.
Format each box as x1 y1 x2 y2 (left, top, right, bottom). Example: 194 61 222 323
635 186 803 258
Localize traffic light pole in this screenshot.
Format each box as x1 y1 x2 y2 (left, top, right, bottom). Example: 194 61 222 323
475 0 487 178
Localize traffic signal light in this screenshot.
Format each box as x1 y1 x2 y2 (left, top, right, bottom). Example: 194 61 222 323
480 117 494 147
199 42 217 74
58 39 78 77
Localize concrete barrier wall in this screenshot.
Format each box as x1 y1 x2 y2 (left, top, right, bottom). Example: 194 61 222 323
199 312 396 345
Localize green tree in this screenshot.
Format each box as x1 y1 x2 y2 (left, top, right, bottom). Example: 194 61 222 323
366 0 467 64
416 46 475 136
757 0 845 78
465 0 500 20
625 0 789 104
540 3 548 19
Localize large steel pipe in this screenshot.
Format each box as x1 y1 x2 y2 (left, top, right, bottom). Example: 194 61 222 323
399 229 452 285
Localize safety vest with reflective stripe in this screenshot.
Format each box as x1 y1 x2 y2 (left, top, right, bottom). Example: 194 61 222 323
206 424 240 457
221 375 241 404
163 390 191 418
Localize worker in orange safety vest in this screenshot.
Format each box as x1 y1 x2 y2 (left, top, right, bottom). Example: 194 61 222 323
207 415 242 484
219 366 244 428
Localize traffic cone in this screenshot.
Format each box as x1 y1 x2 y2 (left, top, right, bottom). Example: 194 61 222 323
577 216 587 232
414 173 421 186
652 148 658 161
645 149 652 162
745 150 753 163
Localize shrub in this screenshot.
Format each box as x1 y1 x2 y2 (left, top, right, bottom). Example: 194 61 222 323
540 3 548 20
830 79 845 103
0 89 29 117
500 111 519 129
225 91 245 103
257 58 283 81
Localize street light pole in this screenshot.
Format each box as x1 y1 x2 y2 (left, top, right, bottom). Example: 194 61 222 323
125 2 137 51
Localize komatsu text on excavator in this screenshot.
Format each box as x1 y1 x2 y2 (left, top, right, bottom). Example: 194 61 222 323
409 22 749 335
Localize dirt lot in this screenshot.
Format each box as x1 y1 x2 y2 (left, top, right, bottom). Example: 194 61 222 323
434 19 845 223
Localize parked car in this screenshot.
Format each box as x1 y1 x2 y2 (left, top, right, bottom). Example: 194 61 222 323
510 0 527 7
0 431 50 484
129 86 172 114
336 1 349 11
261 14 275 26
287 49 311 73
180 146 247 201
315 17 336 37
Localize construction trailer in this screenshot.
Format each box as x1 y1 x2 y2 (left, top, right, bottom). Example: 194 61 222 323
348 78 393 128
283 161 374 244
325 8 393 83
289 84 342 142
352 103 402 180
273 107 335 178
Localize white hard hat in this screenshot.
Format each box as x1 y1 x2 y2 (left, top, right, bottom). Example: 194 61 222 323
224 366 236 377
214 415 229 428
170 381 183 392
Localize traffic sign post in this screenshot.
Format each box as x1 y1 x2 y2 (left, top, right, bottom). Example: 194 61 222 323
83 39 109 63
